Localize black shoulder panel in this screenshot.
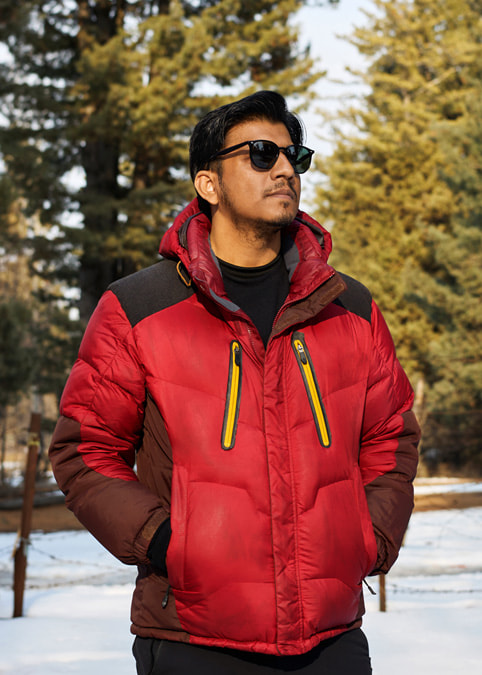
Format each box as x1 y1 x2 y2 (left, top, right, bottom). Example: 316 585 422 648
333 272 373 323
108 259 194 327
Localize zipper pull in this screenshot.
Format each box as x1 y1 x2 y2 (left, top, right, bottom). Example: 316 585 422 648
234 343 241 366
162 584 170 608
363 578 377 595
296 342 308 364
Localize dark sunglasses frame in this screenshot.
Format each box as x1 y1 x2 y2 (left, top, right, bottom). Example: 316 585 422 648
209 139 314 174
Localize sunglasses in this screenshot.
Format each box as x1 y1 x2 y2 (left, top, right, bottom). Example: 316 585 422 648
209 139 314 174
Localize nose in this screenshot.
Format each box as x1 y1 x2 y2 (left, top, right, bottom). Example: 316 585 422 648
271 148 296 178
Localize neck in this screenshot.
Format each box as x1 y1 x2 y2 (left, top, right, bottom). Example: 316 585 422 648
210 215 282 267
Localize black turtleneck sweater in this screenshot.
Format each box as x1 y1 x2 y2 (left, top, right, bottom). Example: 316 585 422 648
218 253 290 347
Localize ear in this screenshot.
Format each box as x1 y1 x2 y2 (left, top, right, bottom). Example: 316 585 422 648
194 170 220 206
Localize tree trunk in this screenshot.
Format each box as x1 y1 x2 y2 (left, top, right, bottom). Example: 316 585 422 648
0 406 7 485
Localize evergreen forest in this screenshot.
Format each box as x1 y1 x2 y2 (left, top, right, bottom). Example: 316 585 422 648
0 0 480 478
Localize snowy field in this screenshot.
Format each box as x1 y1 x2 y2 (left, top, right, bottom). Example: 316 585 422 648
0 485 481 674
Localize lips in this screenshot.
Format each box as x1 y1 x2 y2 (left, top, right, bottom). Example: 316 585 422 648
265 185 297 199
270 191 294 198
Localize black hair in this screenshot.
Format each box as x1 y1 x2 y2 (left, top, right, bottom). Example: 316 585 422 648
189 90 305 213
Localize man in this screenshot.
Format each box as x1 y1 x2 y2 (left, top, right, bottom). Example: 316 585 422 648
49 91 420 674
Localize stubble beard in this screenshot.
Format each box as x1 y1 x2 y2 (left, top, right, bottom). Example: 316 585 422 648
218 181 297 243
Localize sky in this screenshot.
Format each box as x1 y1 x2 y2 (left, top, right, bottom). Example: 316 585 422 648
296 0 371 149
293 0 373 203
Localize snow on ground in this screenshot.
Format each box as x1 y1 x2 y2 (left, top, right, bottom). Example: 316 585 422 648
413 477 482 496
364 506 482 674
0 503 481 674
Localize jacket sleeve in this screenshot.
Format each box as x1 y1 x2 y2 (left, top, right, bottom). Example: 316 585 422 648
49 290 169 565
359 300 420 574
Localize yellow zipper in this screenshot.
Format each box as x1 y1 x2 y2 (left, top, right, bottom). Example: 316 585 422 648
292 332 331 447
221 341 242 450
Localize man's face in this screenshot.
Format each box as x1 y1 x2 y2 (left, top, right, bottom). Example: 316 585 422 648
212 119 301 238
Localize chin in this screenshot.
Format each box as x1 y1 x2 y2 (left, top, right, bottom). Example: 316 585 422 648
274 208 298 228
263 203 296 225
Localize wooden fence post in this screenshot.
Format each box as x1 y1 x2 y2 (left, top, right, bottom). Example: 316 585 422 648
379 574 387 612
12 412 41 618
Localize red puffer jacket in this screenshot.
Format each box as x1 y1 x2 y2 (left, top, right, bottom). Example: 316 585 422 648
49 199 419 656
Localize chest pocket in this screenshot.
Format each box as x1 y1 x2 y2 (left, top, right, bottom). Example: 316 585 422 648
292 331 331 448
221 341 242 450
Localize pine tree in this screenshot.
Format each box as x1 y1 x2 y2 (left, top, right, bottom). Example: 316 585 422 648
0 175 80 402
0 179 34 411
314 0 482 470
0 0 323 322
0 175 80 481
412 87 482 471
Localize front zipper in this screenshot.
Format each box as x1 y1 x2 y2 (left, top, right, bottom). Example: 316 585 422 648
292 332 331 447
221 341 242 450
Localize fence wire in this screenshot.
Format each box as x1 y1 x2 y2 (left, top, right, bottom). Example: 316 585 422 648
1 510 482 597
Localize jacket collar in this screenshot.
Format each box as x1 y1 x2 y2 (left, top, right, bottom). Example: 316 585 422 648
159 198 339 307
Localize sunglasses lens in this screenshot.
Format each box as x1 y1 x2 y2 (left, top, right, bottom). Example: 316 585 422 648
287 146 313 174
250 141 279 169
248 141 313 173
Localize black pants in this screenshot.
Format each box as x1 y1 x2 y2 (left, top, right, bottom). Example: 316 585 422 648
133 629 372 674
